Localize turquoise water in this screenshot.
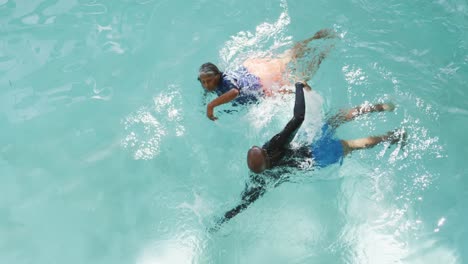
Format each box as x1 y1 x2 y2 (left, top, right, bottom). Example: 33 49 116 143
1 0 467 263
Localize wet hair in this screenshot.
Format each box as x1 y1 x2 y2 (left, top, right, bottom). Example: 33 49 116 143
198 62 221 80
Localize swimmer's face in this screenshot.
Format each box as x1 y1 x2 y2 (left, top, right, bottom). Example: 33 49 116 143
198 73 220 92
247 146 270 174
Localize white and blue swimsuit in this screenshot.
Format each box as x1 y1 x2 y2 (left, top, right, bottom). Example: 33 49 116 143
215 66 264 105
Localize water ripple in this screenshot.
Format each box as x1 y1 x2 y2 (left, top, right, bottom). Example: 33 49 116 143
122 85 185 160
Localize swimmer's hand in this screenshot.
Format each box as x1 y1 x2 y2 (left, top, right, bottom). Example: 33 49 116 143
207 103 218 121
206 88 239 120
278 88 295 94
298 81 312 91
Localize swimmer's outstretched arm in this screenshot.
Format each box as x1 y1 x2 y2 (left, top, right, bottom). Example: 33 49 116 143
207 88 239 120
210 171 292 232
210 184 266 231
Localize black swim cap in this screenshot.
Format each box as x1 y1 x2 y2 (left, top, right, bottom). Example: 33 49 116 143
198 62 220 79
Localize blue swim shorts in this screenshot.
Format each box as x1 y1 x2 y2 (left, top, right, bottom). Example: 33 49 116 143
310 123 344 168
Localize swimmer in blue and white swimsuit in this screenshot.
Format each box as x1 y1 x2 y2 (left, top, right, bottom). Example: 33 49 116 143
198 62 265 120
210 82 405 230
215 66 264 105
197 28 345 121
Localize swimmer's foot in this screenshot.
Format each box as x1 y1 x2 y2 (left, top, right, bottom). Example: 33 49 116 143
381 102 395 112
311 28 338 40
386 128 407 146
373 102 395 112
299 29 338 49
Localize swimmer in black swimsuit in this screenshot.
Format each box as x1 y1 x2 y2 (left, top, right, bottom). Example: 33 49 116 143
211 82 406 231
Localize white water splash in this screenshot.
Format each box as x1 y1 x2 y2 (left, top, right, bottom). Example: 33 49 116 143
136 235 202 264
244 87 324 148
219 0 292 68
122 85 185 160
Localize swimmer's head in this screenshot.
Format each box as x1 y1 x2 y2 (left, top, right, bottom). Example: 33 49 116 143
198 62 221 91
247 146 270 174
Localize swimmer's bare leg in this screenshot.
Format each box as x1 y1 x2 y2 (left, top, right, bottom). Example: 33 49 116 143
277 29 336 74
290 29 338 60
341 128 407 155
300 45 335 82
305 28 338 43
328 103 395 128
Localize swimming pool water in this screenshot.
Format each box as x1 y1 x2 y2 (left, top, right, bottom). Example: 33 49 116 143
1 0 467 263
